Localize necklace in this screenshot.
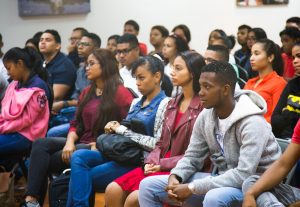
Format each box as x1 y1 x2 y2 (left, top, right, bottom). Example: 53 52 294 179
95 88 103 96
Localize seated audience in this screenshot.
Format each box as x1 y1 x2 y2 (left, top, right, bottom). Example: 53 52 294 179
286 16 300 30
123 20 148 56
139 61 281 207
22 49 133 207
244 39 286 123
272 42 300 138
39 29 77 104
66 55 170 206
234 24 252 66
162 34 189 96
149 25 169 56
104 51 206 207
47 33 100 137
245 27 267 78
242 119 300 207
279 27 300 80
67 27 88 68
172 24 191 45
0 47 51 155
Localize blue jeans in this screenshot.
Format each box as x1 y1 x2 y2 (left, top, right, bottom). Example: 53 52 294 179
47 123 70 137
139 173 243 207
66 149 134 207
0 133 31 155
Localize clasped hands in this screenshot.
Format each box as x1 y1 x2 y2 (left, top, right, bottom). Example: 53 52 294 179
165 174 193 205
104 121 120 134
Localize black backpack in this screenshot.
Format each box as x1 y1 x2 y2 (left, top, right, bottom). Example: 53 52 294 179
48 169 70 207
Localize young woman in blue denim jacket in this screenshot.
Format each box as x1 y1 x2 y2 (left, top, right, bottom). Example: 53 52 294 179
66 55 170 207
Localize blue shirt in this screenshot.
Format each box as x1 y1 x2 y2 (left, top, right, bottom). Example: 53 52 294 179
126 90 167 136
44 52 77 98
17 74 51 101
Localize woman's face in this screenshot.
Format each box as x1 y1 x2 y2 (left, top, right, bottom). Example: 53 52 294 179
292 45 300 76
150 29 164 47
171 56 192 87
134 65 160 96
174 28 187 43
4 60 24 81
86 54 102 81
106 39 118 53
208 31 221 45
162 37 177 60
250 43 272 71
247 31 256 49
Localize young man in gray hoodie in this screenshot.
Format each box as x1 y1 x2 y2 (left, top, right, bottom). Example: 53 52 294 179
138 61 281 207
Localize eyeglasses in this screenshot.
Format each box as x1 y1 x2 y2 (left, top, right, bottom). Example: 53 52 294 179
86 62 100 69
77 42 93 47
116 47 135 55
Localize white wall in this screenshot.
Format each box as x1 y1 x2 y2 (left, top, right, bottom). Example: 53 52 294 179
0 0 299 55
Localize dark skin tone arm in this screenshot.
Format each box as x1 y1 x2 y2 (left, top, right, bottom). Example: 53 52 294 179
243 143 300 207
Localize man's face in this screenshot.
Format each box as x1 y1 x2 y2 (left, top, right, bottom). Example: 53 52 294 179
199 72 224 109
69 30 82 48
292 45 300 76
77 36 95 60
281 34 296 54
204 50 222 64
116 43 139 68
237 28 249 45
124 25 138 36
39 32 61 56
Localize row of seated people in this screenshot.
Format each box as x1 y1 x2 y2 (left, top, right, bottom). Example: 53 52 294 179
0 30 299 206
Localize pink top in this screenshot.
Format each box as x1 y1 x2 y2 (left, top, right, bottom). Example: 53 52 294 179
0 81 50 141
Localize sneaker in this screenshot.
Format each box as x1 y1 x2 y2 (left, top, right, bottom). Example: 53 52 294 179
20 201 40 207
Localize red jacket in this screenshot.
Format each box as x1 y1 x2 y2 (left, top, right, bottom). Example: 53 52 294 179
145 94 203 171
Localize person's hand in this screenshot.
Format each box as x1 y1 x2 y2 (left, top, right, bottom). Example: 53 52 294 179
242 192 257 207
51 101 64 115
104 121 120 133
144 164 161 175
62 141 76 164
168 184 192 202
165 174 181 203
88 142 97 151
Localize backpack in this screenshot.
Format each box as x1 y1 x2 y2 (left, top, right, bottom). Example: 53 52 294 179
48 169 70 207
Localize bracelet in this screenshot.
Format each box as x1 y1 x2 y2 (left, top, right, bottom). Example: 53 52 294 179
63 100 69 108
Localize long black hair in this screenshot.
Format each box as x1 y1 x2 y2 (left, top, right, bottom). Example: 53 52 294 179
255 39 284 76
3 47 47 82
76 49 123 138
178 51 206 94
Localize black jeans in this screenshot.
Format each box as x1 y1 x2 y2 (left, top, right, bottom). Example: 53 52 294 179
25 137 90 204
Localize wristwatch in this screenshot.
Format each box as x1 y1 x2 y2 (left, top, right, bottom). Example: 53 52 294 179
188 182 196 194
63 100 69 108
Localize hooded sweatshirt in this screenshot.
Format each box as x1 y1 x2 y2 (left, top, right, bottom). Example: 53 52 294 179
171 90 281 195
0 81 50 141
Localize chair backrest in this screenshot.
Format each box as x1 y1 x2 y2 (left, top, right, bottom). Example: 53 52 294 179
276 138 296 185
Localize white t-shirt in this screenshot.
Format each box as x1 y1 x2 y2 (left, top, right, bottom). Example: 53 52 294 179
119 66 141 97
217 108 235 153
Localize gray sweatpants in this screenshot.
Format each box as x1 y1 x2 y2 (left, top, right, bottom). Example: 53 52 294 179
242 175 300 207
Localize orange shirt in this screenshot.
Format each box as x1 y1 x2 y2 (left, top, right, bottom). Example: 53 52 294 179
244 71 286 123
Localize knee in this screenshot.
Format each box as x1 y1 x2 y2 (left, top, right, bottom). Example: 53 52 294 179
105 182 122 195
70 149 88 165
242 175 260 193
32 138 47 152
203 189 226 207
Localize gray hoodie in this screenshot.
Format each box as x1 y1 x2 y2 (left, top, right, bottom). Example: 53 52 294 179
171 90 281 195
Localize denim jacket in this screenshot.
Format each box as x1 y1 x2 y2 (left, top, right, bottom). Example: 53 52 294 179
116 90 170 151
